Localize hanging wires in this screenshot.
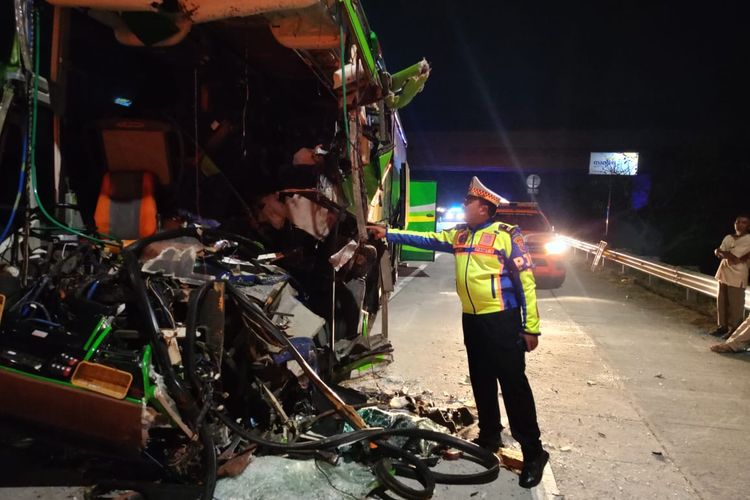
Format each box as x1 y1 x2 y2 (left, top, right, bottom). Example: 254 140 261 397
241 48 249 160
25 6 120 247
193 67 202 220
0 133 27 243
338 5 350 154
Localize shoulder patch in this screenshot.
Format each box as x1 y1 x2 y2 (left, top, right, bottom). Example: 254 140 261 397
496 222 517 233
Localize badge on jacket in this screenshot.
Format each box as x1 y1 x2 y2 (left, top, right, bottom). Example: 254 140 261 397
479 233 496 247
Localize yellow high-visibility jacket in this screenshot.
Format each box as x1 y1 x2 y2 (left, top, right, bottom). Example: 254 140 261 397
387 220 540 334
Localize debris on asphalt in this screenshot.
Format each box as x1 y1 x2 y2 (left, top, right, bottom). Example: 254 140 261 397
497 447 524 473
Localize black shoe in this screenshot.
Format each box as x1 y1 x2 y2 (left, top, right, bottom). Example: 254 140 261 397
721 329 735 340
709 327 729 337
471 437 503 453
519 450 549 489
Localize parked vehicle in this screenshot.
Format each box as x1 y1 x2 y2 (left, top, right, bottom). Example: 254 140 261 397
494 202 567 289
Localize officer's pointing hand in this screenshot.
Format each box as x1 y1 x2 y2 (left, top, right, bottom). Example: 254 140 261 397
367 225 387 240
522 333 539 352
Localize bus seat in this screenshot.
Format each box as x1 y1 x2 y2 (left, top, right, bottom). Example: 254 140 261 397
94 171 157 240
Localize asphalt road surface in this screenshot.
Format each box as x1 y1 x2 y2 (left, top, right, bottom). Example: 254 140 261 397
356 253 748 499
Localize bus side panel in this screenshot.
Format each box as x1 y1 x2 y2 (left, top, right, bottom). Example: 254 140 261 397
400 180 437 262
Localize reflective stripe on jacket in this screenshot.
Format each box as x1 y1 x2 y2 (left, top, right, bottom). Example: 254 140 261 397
387 220 540 334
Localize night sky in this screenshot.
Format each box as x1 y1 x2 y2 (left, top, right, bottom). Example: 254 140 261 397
366 1 746 133
366 1 749 271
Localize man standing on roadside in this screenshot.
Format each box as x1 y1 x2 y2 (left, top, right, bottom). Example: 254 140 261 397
710 214 750 339
368 177 548 489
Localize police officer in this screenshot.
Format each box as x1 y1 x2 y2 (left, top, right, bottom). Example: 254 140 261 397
368 177 548 489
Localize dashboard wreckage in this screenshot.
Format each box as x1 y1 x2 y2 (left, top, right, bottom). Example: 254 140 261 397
0 1 500 498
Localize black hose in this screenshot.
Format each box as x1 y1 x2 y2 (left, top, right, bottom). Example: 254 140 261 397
381 430 500 486
22 300 52 321
373 444 435 500
199 426 217 500
185 282 211 399
214 411 500 494
369 430 505 498
121 250 200 424
226 283 289 346
123 249 220 499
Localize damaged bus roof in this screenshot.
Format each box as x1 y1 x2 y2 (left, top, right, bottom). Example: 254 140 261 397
45 0 382 85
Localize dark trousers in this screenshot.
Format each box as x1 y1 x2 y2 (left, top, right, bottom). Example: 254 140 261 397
462 309 543 459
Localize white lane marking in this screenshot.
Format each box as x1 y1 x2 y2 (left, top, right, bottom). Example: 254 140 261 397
532 460 561 500
390 253 442 300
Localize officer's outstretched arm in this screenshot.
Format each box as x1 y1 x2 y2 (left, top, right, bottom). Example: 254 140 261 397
367 225 387 240
384 227 457 253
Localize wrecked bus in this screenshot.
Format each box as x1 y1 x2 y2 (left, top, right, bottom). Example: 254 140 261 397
0 0 424 385
0 1 500 498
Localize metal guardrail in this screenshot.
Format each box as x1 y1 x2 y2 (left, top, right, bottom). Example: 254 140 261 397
561 236 750 311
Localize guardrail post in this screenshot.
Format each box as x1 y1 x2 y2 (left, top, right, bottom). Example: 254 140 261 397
591 240 608 272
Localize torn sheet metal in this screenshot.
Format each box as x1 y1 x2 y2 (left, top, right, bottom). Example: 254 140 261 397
385 59 432 110
329 240 358 272
269 285 325 339
141 238 214 283
268 3 340 50
46 1 320 23
284 193 333 240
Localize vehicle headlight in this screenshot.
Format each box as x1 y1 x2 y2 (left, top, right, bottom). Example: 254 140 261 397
544 239 569 255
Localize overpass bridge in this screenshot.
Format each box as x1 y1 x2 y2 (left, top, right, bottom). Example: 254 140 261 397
405 130 717 173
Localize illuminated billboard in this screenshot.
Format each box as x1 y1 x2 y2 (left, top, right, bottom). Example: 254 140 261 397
589 152 639 176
